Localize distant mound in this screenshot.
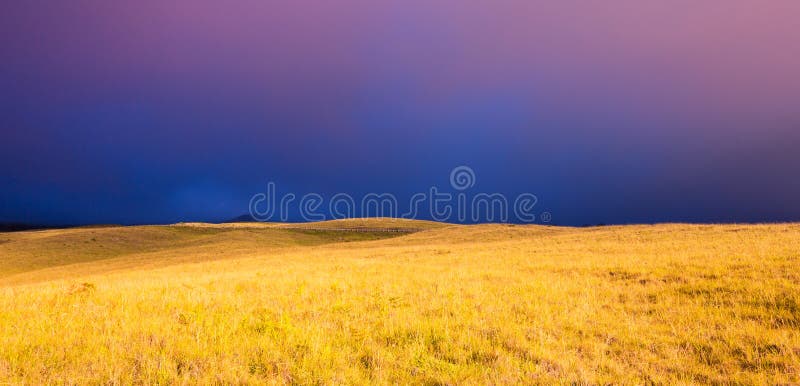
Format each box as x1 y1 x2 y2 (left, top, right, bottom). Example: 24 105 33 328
0 223 66 232
174 217 452 232
272 217 452 231
225 214 256 223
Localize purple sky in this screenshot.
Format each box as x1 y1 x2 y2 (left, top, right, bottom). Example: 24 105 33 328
2 1 799 225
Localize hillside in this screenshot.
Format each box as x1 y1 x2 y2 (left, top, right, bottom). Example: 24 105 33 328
0 220 798 383
0 219 440 285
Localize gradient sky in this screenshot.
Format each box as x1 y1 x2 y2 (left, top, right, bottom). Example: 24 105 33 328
2 0 799 225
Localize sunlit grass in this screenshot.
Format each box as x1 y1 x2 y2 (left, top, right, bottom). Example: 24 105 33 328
0 221 798 383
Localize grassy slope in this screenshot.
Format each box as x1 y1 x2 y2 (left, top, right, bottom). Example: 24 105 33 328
0 220 798 384
0 220 419 285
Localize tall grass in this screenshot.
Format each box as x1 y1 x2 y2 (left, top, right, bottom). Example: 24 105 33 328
0 222 798 383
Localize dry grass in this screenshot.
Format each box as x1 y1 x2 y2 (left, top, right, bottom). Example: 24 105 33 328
0 220 798 384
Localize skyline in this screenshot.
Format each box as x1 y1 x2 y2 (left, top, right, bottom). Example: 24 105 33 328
2 1 799 225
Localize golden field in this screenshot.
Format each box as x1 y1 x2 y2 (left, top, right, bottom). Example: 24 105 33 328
0 219 798 384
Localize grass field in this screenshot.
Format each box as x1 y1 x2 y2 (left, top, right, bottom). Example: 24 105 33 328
0 219 798 384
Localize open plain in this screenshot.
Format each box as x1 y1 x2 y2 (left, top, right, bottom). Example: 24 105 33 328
0 219 798 384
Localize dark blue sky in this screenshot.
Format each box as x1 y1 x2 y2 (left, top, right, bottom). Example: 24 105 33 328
2 1 799 225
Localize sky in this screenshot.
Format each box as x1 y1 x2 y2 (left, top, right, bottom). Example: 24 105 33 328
1 0 799 225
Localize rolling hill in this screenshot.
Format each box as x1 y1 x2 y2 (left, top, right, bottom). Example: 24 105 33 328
0 219 798 384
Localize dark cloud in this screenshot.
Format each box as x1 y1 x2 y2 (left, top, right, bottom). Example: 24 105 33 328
2 0 799 224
